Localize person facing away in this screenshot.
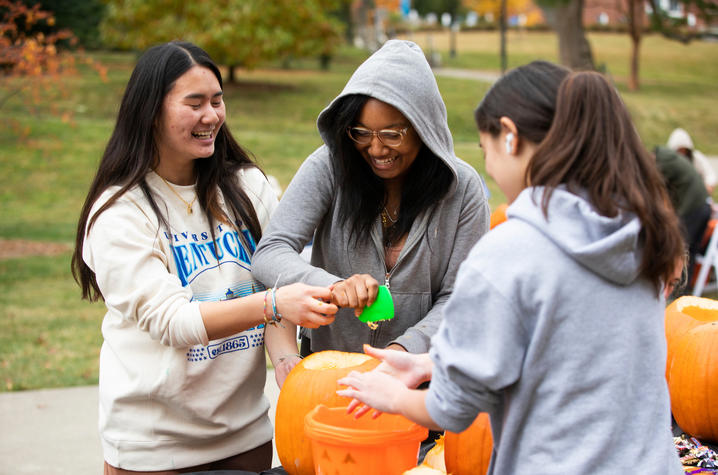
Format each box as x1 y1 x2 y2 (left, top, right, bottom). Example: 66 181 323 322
71 41 337 474
667 127 716 194
654 145 711 293
338 62 685 474
252 39 490 358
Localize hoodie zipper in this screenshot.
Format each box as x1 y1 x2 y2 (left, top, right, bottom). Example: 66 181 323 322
369 225 424 346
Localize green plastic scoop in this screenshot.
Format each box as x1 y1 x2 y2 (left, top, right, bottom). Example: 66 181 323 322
358 285 395 323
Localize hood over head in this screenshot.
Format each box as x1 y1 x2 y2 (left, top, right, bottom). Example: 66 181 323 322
508 187 643 285
667 128 694 151
316 39 458 191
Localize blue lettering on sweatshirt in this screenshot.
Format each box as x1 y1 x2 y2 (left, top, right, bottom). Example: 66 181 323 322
185 325 265 362
168 228 257 287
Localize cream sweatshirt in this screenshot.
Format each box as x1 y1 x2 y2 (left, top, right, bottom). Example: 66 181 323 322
83 168 277 470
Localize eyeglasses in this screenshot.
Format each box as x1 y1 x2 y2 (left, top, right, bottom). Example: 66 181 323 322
346 126 410 147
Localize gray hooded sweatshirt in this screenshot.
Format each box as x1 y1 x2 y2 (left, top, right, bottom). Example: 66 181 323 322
252 40 490 353
426 187 682 474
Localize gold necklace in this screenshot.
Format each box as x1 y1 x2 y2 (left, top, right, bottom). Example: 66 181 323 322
381 206 398 228
159 175 197 215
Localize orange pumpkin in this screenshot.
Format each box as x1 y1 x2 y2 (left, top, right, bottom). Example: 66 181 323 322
275 350 380 475
664 296 718 381
444 412 493 475
668 322 718 443
490 203 508 229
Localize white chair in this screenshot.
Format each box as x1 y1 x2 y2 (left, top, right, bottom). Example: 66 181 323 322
692 222 718 296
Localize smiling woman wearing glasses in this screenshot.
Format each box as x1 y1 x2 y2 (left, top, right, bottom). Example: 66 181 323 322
253 40 490 362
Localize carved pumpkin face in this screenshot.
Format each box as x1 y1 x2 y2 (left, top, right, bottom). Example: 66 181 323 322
304 404 427 475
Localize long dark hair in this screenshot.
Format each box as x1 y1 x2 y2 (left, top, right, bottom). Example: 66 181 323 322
72 41 263 301
327 94 453 245
475 61 684 293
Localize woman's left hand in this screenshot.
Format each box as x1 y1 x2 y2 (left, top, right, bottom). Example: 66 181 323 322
273 354 302 388
337 370 406 417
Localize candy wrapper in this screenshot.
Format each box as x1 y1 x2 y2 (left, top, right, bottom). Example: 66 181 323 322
674 433 718 470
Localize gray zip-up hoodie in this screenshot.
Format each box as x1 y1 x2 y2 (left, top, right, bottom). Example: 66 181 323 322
426 187 682 474
252 40 490 353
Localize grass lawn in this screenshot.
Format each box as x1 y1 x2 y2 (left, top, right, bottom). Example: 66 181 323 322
1 31 717 391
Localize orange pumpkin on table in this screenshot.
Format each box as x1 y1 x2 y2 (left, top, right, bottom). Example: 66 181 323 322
444 411 493 475
664 296 718 382
274 350 379 475
668 321 718 444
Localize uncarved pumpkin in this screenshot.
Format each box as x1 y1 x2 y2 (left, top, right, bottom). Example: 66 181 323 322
275 350 379 475
664 296 718 381
668 322 718 443
444 412 493 475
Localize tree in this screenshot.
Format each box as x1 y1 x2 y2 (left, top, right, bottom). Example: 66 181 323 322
0 0 107 139
626 0 643 90
101 0 345 81
536 0 595 70
646 0 718 43
624 0 718 90
465 0 537 73
19 0 106 49
413 0 463 17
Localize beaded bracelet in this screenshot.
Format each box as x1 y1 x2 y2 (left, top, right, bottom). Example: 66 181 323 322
263 289 275 326
270 287 283 324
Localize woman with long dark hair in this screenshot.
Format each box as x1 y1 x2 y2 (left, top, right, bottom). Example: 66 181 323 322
252 40 490 359
338 62 685 474
71 41 337 473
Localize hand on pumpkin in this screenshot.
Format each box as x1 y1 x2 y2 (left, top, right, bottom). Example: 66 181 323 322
273 353 302 388
275 283 338 328
337 369 406 418
330 274 379 317
344 345 433 417
366 345 431 388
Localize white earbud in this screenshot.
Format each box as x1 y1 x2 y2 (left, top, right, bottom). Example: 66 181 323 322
505 133 514 154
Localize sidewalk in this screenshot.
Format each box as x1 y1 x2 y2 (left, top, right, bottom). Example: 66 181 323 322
433 67 500 83
0 370 281 475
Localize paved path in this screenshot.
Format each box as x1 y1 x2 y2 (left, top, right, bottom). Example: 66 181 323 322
0 370 281 475
433 67 500 83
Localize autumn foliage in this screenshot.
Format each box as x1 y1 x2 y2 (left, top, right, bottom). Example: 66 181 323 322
0 0 106 138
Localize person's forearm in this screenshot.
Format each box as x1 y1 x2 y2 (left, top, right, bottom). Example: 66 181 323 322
265 322 302 388
199 291 266 341
398 389 442 431
265 322 300 365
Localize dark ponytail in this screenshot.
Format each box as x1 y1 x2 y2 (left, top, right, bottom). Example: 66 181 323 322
529 71 684 293
475 62 684 293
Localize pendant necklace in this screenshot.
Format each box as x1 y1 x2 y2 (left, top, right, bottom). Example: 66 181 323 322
159 175 197 215
381 206 399 228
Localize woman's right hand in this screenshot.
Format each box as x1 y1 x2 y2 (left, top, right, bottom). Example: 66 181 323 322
344 345 433 417
330 274 380 316
363 345 432 389
274 283 338 328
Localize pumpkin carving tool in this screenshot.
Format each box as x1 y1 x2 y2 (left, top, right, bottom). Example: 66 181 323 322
358 285 394 329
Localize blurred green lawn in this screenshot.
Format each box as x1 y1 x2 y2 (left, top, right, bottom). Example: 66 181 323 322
1 31 717 391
